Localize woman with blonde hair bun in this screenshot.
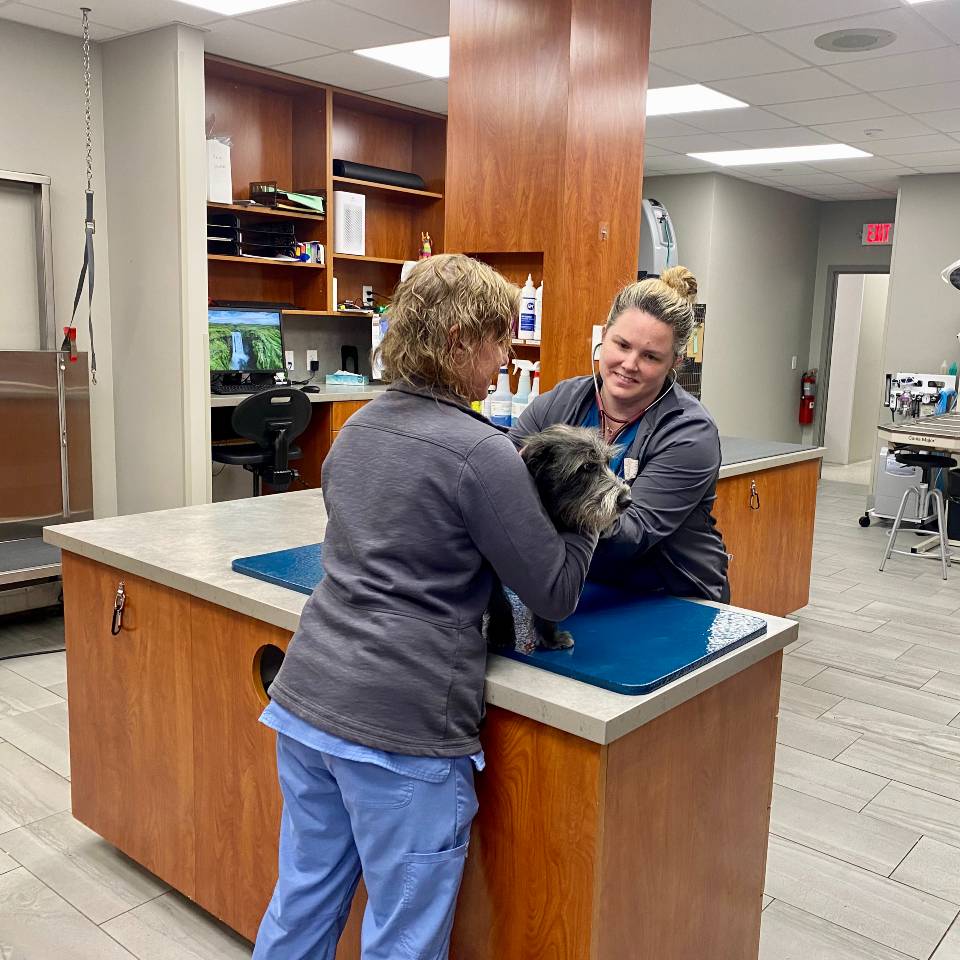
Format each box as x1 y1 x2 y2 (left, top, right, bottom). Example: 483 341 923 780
510 265 730 602
253 253 598 960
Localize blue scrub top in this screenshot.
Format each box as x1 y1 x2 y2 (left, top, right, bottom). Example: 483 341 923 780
581 405 641 477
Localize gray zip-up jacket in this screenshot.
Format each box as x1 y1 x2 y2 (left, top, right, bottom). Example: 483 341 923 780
268 382 598 757
510 376 729 601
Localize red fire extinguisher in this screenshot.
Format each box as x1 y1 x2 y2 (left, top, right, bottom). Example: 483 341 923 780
799 369 817 425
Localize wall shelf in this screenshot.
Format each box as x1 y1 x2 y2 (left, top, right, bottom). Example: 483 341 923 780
207 202 325 223
512 339 541 348
282 309 373 317
333 253 407 265
332 176 442 201
208 254 325 269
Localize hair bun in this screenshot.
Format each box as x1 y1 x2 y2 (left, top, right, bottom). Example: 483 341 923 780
659 266 697 304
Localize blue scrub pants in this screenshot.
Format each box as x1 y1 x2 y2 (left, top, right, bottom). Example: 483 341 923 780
253 733 479 960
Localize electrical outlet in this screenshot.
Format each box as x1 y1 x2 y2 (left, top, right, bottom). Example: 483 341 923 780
307 349 318 370
285 350 295 372
362 285 374 309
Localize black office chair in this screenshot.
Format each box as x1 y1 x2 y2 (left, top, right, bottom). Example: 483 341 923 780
212 388 312 496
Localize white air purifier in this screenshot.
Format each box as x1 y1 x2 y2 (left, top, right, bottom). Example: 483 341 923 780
334 191 365 256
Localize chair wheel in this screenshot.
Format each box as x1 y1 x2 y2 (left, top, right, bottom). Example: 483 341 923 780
859 515 871 527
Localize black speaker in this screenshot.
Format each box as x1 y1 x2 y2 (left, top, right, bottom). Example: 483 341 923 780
333 159 426 191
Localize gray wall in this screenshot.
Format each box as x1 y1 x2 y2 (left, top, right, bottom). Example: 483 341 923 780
883 174 960 375
102 25 209 515
645 174 819 442
0 20 118 518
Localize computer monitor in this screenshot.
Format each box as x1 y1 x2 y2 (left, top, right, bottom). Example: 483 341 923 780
208 306 284 374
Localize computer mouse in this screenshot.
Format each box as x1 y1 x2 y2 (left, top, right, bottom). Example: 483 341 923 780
302 385 321 393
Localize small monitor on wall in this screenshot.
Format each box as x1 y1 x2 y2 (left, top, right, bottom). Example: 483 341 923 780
208 306 284 374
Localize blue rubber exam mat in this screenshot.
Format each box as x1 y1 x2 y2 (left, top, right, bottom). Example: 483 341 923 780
232 544 767 695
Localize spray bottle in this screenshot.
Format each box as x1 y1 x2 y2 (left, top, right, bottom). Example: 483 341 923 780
511 359 535 423
530 361 541 402
518 274 537 342
489 365 513 427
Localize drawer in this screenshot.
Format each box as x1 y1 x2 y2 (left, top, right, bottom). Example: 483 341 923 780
330 400 368 431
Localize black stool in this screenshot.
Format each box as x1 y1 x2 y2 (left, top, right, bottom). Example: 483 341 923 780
880 450 955 579
212 388 312 496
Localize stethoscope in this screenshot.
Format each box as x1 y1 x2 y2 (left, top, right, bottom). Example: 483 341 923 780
591 340 677 441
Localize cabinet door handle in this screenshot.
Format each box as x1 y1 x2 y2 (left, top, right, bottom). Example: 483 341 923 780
111 581 126 635
749 480 761 511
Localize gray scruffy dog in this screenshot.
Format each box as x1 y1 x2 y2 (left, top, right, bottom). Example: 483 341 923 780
487 425 632 651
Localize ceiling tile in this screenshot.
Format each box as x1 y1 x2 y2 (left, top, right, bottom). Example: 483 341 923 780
694 0 899 33
811 115 936 141
848 173 902 188
769 93 897 124
675 106 796 134
364 79 447 113
644 116 702 138
764 171 859 185
915 109 960 134
331 0 448 36
648 64 692 86
650 0 746 51
642 144 673 158
884 149 960 169
276 49 422 88
810 155 914 172
243 0 427 49
763 8 949 67
710 68 858 105
651 35 808 81
204 19 334 67
874 81 960 114
643 155 716 173
826 46 960 92
729 127 836 148
17 0 217 31
820 184 897 198
646 132 745 153
743 163 825 178
0 2 122 38
911 1 960 44
850 133 959 156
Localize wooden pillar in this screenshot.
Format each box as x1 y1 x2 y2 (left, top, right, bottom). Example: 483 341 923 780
445 0 652 389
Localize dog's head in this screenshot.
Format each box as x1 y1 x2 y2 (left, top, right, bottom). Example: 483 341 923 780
521 425 632 535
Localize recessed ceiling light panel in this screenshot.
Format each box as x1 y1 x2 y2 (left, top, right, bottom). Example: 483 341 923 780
688 144 873 166
814 28 896 53
646 84 747 117
355 36 450 79
178 0 300 14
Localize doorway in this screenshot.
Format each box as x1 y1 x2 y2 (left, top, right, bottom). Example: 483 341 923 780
816 269 890 485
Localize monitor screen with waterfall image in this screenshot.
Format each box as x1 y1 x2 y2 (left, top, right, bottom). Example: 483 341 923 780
208 307 284 374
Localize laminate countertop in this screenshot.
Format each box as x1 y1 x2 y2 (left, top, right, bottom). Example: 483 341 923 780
719 438 823 479
45 490 797 746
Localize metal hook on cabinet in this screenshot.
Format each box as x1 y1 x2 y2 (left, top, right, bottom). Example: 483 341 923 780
749 480 760 511
111 581 126 635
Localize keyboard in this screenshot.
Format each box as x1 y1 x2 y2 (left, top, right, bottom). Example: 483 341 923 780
211 382 279 395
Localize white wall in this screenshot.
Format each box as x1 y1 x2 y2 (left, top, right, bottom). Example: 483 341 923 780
645 173 820 442
849 273 888 464
883 174 960 374
0 20 118 517
102 25 209 515
823 274 865 464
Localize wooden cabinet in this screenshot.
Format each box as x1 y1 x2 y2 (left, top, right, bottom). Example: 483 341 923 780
713 459 820 616
297 399 370 488
63 553 197 896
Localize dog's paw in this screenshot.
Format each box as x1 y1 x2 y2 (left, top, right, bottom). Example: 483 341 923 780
539 630 574 650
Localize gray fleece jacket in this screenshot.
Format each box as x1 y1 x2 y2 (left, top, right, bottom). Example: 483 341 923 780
510 376 729 601
268 382 598 757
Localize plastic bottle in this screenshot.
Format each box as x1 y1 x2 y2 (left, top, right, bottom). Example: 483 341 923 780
482 383 495 419
941 360 950 375
511 359 535 422
534 280 543 342
488 366 513 427
518 274 537 342
530 361 541 401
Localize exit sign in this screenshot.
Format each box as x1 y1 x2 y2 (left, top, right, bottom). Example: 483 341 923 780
862 222 893 245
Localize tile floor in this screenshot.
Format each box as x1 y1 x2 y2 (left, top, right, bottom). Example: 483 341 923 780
1 477 959 958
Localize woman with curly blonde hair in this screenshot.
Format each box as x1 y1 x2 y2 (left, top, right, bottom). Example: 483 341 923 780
511 266 730 603
254 253 598 960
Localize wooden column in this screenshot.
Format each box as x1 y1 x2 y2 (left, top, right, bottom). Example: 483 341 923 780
445 0 651 389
